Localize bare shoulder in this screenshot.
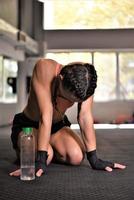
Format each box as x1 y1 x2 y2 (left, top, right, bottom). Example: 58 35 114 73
36 58 58 65
32 58 59 82
82 95 93 106
35 58 58 71
79 96 94 113
78 96 94 122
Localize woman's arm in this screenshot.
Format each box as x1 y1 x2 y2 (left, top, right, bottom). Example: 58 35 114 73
77 96 126 172
32 59 56 176
77 96 96 152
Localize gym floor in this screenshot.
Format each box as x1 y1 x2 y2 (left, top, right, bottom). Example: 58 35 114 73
0 126 133 200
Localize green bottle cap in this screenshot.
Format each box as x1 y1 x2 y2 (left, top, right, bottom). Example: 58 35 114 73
22 127 32 135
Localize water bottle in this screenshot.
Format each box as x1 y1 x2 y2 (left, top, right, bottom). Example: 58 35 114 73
20 127 35 181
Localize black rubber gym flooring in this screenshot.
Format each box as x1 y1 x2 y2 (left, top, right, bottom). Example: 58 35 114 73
0 126 134 200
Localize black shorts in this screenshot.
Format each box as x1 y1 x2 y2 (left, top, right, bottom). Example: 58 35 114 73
11 112 71 150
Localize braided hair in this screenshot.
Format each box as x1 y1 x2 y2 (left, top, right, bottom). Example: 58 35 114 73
60 63 97 101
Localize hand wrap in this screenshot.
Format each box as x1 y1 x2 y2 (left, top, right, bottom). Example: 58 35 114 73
35 151 48 173
86 150 114 170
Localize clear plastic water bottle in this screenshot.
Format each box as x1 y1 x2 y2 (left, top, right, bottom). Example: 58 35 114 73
20 127 35 181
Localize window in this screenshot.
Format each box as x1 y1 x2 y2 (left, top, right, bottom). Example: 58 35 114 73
43 0 134 30
94 52 116 101
45 51 92 65
119 53 134 100
45 51 134 102
0 57 18 103
0 56 3 98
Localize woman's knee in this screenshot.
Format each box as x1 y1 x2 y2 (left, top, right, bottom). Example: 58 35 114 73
67 148 84 165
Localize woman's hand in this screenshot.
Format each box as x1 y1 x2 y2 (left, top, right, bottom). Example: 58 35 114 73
9 168 44 177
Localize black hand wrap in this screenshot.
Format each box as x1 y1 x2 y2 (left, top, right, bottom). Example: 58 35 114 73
86 150 114 170
35 151 48 173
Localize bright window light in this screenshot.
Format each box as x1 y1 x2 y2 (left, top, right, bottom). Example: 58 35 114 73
71 124 134 130
43 0 134 30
